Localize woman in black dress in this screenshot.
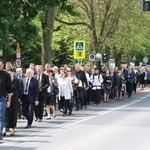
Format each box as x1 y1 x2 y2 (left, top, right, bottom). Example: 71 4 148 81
45 69 58 119
115 69 125 100
103 69 112 102
3 69 21 135
139 67 146 90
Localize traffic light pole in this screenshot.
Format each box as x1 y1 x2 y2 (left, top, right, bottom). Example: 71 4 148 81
143 0 150 11
98 60 101 74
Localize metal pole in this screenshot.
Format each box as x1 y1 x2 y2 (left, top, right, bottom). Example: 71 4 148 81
99 60 101 74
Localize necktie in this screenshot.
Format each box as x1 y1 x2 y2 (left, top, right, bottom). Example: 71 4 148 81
25 78 29 93
38 74 40 82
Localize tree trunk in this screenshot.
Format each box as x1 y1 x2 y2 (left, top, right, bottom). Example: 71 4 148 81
116 52 122 68
127 52 130 67
114 48 122 68
90 0 99 53
3 48 11 62
41 8 55 66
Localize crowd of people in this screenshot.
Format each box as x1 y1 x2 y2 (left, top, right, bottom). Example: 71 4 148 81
0 59 149 140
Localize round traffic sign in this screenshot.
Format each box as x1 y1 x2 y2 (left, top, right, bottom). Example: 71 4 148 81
16 59 21 68
89 54 95 61
143 57 148 63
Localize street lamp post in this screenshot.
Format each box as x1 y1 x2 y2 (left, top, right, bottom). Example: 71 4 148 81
95 53 102 74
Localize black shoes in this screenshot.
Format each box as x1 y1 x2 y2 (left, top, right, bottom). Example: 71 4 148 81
75 109 79 111
80 107 83 110
2 132 6 137
25 125 31 129
38 119 42 122
46 117 51 120
10 132 15 136
34 118 38 121
62 113 66 117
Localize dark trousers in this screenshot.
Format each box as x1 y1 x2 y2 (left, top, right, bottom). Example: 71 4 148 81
59 96 65 110
92 89 101 105
75 88 84 110
84 89 88 106
22 95 34 125
64 99 72 114
34 95 45 120
8 101 18 128
88 87 93 104
110 87 115 99
133 82 137 93
17 101 22 118
126 81 133 97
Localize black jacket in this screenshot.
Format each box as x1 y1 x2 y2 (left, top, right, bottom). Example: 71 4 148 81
74 70 88 87
34 73 50 98
11 78 22 102
0 70 12 97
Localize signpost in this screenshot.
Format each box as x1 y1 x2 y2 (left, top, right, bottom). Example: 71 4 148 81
16 58 22 68
74 41 85 60
132 55 137 64
16 43 21 68
143 57 148 65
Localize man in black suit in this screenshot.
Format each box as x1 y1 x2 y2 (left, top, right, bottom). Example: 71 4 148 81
125 66 135 98
74 63 89 110
16 67 26 119
22 68 39 128
34 65 50 122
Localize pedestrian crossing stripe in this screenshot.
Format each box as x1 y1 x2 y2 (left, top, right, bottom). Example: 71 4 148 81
76 42 83 50
74 40 85 59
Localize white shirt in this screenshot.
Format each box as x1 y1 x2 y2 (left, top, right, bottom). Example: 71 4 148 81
24 77 31 94
60 79 67 97
90 74 103 86
55 73 60 80
47 78 51 93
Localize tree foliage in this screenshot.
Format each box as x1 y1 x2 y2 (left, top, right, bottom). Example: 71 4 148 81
55 0 150 67
0 0 150 67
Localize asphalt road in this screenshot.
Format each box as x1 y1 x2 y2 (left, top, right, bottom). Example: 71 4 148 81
1 87 150 150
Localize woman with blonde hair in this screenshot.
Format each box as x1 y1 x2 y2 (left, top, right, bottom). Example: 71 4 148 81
139 67 146 90
58 70 73 116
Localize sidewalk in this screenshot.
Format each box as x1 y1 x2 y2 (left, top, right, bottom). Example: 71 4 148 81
136 86 150 93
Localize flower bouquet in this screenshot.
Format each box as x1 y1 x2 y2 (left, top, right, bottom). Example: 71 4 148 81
38 80 43 92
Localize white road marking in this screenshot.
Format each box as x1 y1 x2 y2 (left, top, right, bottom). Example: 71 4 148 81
2 93 150 146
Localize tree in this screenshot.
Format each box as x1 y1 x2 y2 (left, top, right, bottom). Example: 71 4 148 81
55 0 150 67
0 0 69 66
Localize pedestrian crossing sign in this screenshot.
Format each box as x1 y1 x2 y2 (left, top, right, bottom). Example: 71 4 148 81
74 41 85 59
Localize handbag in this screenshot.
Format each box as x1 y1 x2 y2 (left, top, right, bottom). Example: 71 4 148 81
51 83 59 95
106 85 111 90
53 86 59 95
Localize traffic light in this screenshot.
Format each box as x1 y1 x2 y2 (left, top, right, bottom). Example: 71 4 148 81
105 46 110 61
143 0 150 11
102 53 108 62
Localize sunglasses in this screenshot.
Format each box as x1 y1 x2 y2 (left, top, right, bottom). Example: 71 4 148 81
47 70 53 73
